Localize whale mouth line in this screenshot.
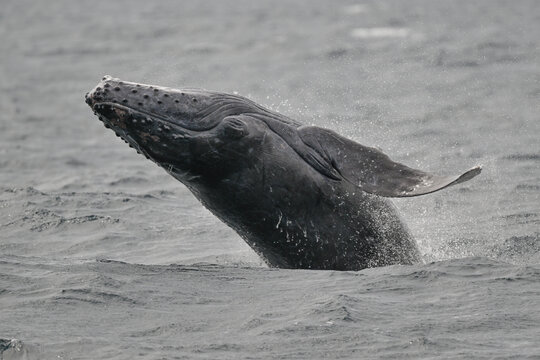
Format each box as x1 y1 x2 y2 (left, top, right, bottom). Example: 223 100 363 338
92 101 206 132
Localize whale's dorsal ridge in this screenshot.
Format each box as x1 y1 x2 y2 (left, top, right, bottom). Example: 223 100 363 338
297 126 481 197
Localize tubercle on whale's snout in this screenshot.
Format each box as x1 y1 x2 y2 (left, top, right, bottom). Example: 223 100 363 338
85 75 195 111
87 75 235 135
86 76 207 128
86 76 165 131
85 75 115 108
88 102 161 162
88 96 193 163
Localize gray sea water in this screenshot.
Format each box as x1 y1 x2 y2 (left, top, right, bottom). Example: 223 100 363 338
1 0 539 359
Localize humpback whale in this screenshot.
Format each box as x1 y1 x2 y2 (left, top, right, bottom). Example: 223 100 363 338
85 76 480 270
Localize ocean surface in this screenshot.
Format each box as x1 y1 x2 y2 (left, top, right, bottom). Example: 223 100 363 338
1 0 539 359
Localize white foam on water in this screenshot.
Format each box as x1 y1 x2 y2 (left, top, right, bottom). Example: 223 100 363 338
350 27 410 39
342 4 367 15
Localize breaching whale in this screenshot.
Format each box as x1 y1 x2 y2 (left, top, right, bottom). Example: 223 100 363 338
85 76 481 270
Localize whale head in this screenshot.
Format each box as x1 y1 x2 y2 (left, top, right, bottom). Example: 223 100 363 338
85 76 275 183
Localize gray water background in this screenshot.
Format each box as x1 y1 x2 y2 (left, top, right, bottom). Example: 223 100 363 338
1 0 539 359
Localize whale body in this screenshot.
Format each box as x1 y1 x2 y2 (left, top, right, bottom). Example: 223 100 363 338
85 76 481 270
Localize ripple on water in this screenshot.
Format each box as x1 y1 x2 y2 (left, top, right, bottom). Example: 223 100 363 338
3 208 119 233
54 288 138 305
503 153 540 161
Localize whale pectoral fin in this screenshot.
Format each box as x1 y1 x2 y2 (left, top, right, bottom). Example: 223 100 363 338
298 126 481 197
256 114 342 180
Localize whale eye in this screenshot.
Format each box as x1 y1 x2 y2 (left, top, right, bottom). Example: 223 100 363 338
221 116 248 139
